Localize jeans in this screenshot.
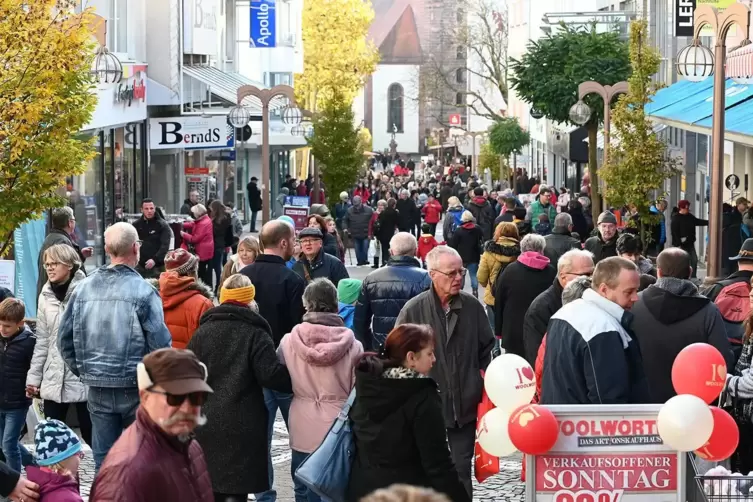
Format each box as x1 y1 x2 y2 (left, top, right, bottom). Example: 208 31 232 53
88 387 139 471
44 400 92 446
290 450 322 502
353 238 369 265
210 250 224 292
0 408 29 472
255 389 303 502
250 210 259 232
461 263 479 290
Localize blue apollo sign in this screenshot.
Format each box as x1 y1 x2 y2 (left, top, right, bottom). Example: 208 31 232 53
250 0 276 48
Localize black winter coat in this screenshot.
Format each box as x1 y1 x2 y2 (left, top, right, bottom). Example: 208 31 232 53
187 304 292 494
396 199 417 231
354 256 431 350
466 198 495 241
0 327 36 409
522 279 563 366
247 181 263 212
293 249 349 286
585 234 618 264
347 367 470 502
439 184 453 210
0 461 19 498
211 217 234 253
323 232 340 259
447 223 483 265
544 227 581 269
567 203 590 242
133 215 172 268
494 255 556 358
344 204 374 240
375 208 399 243
671 212 708 248
240 255 305 346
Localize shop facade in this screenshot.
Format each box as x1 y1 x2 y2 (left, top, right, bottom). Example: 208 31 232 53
70 64 149 270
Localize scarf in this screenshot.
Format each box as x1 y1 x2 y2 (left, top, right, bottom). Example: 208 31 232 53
49 266 78 302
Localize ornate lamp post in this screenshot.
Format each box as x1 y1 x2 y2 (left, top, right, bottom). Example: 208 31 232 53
463 131 486 174
676 3 750 277
236 85 300 224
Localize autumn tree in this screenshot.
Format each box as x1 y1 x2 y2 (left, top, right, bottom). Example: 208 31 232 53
418 0 508 127
600 20 679 249
488 118 529 186
0 0 98 256
295 0 380 111
509 24 630 219
308 91 364 205
477 142 500 179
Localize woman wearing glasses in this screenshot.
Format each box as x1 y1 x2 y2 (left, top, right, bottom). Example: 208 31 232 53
27 243 92 447
187 274 292 502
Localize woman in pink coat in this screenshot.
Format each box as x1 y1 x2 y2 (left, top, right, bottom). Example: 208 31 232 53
181 203 215 286
278 278 363 502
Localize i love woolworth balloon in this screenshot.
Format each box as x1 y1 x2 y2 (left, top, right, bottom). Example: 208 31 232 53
477 407 517 457
483 354 536 412
671 343 727 404
694 407 739 462
658 394 714 451
508 404 558 455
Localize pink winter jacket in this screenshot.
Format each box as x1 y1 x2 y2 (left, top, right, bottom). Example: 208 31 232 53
181 214 214 261
278 312 363 453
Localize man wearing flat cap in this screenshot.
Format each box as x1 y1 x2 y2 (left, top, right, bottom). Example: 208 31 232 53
293 227 350 286
90 349 214 502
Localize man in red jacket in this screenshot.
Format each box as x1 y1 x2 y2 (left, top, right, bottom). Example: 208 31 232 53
421 194 443 236
91 349 214 502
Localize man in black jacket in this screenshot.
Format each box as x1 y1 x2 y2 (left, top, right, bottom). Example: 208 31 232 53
132 199 172 279
343 196 374 266
670 199 708 278
632 248 732 403
544 213 581 268
355 233 431 350
37 206 89 299
585 211 619 264
293 228 349 286
395 190 417 233
465 187 495 241
180 190 199 215
523 249 594 365
246 177 263 232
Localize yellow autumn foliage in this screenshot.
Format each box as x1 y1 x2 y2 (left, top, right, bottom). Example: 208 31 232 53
296 0 380 111
0 0 97 255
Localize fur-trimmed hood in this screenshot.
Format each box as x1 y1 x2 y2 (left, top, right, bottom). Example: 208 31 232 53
483 237 521 264
150 272 214 309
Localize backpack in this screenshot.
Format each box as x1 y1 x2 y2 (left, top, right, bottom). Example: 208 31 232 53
447 211 462 239
706 279 751 361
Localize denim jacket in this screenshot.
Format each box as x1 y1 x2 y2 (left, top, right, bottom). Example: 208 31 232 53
58 265 171 388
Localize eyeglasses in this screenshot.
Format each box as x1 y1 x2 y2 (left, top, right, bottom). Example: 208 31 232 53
300 239 319 246
434 268 467 280
566 270 593 277
43 262 61 269
146 389 208 407
136 240 143 246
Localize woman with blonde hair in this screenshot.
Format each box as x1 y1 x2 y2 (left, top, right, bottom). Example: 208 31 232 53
220 235 260 287
27 243 92 446
476 221 521 328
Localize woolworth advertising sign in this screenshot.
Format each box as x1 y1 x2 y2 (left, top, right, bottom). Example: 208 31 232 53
526 405 685 502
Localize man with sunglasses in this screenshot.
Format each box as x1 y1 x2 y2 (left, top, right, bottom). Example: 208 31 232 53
91 348 214 502
395 246 494 500
523 249 595 366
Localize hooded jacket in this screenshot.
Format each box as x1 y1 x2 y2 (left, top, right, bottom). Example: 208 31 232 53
25 467 82 502
466 196 495 241
151 272 214 349
417 234 439 262
0 325 36 409
347 365 470 502
28 269 87 404
477 237 521 307
278 312 363 453
541 289 650 405
447 222 483 265
494 252 556 358
631 278 733 403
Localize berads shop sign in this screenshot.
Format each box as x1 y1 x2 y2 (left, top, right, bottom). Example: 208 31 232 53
184 0 218 55
676 0 696 37
150 116 231 150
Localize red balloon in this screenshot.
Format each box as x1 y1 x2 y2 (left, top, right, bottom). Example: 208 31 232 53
694 407 739 461
672 343 727 403
508 404 558 455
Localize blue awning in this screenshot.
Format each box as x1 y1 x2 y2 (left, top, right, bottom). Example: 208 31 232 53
646 78 714 116
696 97 753 136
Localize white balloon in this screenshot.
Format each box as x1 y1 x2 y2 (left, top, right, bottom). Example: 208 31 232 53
477 408 518 457
484 354 536 411
658 395 714 452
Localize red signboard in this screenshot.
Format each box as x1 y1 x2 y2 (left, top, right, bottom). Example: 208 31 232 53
283 206 309 233
449 114 461 126
185 167 209 175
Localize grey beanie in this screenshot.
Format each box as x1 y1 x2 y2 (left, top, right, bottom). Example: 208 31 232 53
597 211 617 225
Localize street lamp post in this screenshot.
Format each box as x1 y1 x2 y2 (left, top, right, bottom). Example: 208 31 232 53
676 3 750 277
463 131 485 174
569 81 629 167
236 84 300 225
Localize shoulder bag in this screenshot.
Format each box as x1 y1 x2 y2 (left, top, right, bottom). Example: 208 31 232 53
294 389 356 502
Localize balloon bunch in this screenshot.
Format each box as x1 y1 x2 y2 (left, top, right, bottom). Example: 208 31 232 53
478 354 559 457
659 343 738 461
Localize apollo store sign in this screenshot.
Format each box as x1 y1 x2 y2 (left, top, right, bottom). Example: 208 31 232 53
149 116 234 150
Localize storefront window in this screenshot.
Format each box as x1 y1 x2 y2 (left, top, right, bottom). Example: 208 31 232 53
70 132 105 271
114 127 135 215
103 130 114 229
150 151 181 214
130 123 144 207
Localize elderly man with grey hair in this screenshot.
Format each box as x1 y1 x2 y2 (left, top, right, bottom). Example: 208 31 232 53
544 212 581 268
523 249 595 365
58 222 171 471
354 232 431 350
37 206 92 299
395 246 494 499
343 195 374 266
494 234 556 359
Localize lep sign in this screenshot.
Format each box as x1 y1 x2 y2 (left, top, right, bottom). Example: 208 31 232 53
675 0 696 37
250 0 276 48
449 114 461 126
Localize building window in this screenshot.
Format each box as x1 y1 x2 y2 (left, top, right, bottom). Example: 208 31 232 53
267 72 293 86
388 83 404 133
456 45 465 59
108 0 128 54
456 68 466 84
455 92 463 105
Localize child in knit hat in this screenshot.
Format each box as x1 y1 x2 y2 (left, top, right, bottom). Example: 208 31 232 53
25 419 84 501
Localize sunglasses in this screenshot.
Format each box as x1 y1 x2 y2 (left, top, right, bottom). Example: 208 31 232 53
146 389 208 407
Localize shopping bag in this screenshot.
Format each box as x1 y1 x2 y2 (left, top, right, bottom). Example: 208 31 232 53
475 371 500 483
368 239 377 260
295 389 356 502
